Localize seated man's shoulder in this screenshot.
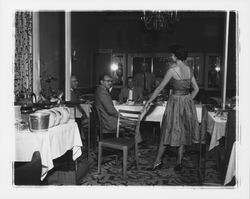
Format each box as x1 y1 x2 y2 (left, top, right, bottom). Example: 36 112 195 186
96 86 105 93
95 86 105 98
71 91 78 101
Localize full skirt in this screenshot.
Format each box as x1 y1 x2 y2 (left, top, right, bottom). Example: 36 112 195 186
160 94 199 146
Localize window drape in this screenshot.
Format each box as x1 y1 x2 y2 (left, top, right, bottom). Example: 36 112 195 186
14 11 33 101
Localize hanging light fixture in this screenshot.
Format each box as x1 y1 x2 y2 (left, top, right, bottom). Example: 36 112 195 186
141 11 180 31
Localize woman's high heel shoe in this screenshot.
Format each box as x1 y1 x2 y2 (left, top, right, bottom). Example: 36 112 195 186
151 161 163 171
174 164 183 172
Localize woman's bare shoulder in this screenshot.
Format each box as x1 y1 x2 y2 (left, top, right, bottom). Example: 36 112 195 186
168 64 177 73
169 63 177 69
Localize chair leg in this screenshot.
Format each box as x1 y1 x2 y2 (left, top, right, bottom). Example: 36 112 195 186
202 137 209 182
98 143 102 174
123 148 128 179
135 145 139 170
198 143 203 184
153 127 156 143
115 155 119 165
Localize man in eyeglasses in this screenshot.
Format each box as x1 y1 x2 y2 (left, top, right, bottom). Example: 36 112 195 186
95 74 118 135
70 75 89 149
118 76 143 103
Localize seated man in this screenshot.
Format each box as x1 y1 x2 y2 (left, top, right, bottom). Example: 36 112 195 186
109 78 121 101
118 76 143 103
70 75 88 139
95 74 118 135
71 75 82 102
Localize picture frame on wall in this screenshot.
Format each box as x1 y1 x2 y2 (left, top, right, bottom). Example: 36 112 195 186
185 53 204 87
111 53 126 87
204 53 222 90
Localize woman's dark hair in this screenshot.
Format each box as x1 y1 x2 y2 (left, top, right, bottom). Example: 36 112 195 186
168 45 188 61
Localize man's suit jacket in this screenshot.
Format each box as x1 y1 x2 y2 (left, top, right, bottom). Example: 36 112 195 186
134 72 155 94
70 89 87 118
95 85 118 134
109 87 121 100
118 87 143 103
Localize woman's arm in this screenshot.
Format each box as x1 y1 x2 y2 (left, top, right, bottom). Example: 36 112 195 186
191 76 199 99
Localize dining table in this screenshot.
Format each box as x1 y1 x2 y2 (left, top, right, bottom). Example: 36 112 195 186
206 111 228 151
15 119 83 181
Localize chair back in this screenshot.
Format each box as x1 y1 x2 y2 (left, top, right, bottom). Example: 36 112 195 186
93 104 105 141
14 151 42 185
117 109 144 143
90 104 102 141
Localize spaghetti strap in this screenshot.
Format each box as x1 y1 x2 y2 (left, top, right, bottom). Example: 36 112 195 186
173 69 182 80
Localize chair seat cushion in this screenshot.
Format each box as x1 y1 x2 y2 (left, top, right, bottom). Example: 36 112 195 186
100 137 135 149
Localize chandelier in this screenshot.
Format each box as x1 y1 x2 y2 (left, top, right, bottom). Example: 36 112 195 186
141 11 180 31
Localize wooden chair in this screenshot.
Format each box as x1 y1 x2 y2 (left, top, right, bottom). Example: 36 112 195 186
14 151 42 185
97 109 144 179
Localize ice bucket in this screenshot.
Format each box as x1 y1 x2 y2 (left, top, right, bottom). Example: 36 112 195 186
29 112 50 132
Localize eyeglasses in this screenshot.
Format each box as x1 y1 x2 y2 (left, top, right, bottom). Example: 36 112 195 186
103 79 113 82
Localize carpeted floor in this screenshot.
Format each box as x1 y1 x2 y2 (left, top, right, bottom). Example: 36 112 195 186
78 143 224 186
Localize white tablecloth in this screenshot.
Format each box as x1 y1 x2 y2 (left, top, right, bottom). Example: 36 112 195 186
115 103 202 124
224 142 236 185
206 112 227 151
15 119 83 180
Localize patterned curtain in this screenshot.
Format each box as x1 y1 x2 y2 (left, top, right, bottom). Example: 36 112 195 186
14 11 33 101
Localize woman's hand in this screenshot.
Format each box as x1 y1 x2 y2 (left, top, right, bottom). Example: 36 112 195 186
141 101 150 113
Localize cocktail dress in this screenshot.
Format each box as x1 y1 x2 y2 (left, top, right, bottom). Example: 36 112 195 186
160 70 199 146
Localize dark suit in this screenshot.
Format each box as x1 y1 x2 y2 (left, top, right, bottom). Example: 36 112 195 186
95 85 118 134
71 88 87 118
109 87 121 100
118 87 143 103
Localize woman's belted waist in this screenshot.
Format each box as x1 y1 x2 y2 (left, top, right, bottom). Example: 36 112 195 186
173 90 190 96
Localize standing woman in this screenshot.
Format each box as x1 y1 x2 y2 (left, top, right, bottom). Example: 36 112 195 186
142 45 199 171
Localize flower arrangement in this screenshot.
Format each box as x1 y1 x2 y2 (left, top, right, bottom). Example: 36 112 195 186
39 68 62 103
